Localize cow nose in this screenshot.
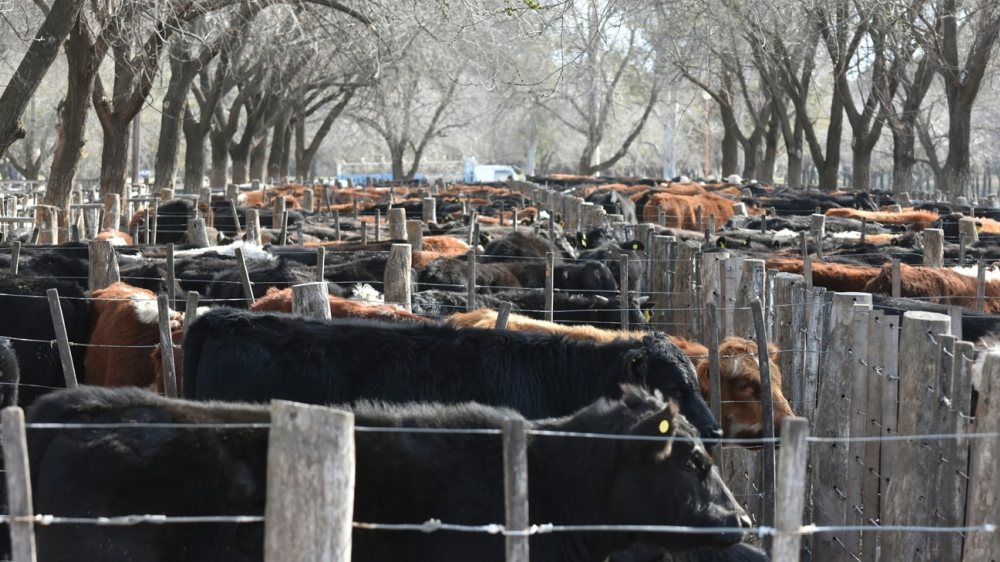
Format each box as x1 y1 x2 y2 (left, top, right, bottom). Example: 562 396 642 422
738 513 752 529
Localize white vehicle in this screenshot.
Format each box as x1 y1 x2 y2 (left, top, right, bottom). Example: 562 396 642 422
462 158 524 183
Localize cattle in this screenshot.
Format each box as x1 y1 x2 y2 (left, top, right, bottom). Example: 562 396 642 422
871 294 1000 344
85 282 183 390
447 309 794 439
183 308 722 440
0 337 19 408
824 207 938 230
0 276 89 405
578 238 646 292
765 258 879 293
24 385 747 562
610 543 768 562
865 262 1000 314
204 257 318 306
640 192 739 231
417 255 619 295
493 290 646 329
133 198 196 244
482 230 576 262
249 286 425 322
587 188 639 223
411 290 515 318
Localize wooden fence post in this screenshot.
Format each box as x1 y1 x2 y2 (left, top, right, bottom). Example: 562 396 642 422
466 248 477 311
2 407 37 562
88 239 120 292
544 252 554 322
9 240 21 275
292 282 331 320
619 253 630 331
245 209 262 245
422 197 436 224
495 302 512 329
46 288 78 389
751 300 776 552
187 218 210 247
234 247 255 305
891 258 901 298
772 417 809 562
503 417 530 562
810 292 872 561
272 195 286 229
184 291 200 333
388 208 407 241
705 300 723 422
384 244 412 312
882 310 952 561
923 228 945 267
156 294 178 397
977 259 986 313
810 214 825 259
406 220 423 251
733 259 765 339
316 247 326 282
962 351 1000 562
265 401 355 562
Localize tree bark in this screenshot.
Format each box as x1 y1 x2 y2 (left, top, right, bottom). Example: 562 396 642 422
182 108 207 193
719 101 740 177
852 133 875 193
390 143 405 181
210 129 229 187
249 136 267 182
891 126 916 195
0 0 86 159
98 119 131 198
267 118 290 181
759 108 779 184
943 98 973 198
43 20 99 240
154 55 203 191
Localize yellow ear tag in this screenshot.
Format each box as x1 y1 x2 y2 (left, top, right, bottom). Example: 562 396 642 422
632 243 639 250
658 420 670 434
643 308 652 322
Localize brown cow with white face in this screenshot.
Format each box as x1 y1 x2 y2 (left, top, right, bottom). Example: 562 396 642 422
446 309 796 441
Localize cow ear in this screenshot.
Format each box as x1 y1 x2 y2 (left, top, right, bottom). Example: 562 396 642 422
631 400 680 459
621 240 644 252
625 348 648 383
767 343 780 362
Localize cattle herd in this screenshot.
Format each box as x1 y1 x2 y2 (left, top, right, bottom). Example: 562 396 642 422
0 176 998 561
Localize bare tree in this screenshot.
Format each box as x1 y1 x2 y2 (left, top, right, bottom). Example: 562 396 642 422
0 0 85 159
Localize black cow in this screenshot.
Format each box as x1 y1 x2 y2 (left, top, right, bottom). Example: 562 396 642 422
151 199 197 244
204 257 318 307
587 189 638 223
495 290 647 329
0 276 88 405
482 230 577 262
24 385 746 562
183 308 720 440
0 337 19 407
411 290 514 318
578 240 646 293
608 543 769 562
418 256 619 296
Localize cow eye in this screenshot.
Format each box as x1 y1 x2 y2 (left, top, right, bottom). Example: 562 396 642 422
738 382 753 392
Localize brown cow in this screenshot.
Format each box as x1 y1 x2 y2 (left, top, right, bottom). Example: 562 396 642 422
446 309 794 440
766 258 880 293
249 286 426 322
865 262 1000 313
87 283 184 389
639 191 739 231
824 207 938 230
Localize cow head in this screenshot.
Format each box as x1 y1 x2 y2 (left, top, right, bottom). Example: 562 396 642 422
632 335 722 444
695 336 795 442
606 386 749 551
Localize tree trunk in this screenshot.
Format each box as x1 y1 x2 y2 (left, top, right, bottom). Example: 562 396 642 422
719 104 740 177
154 59 198 191
231 156 249 184
43 21 98 240
816 93 844 192
943 97 974 198
760 109 779 184
0 0 86 159
249 137 267 182
183 119 206 193
267 119 289 181
891 126 916 195
525 130 538 176
278 122 291 180
740 129 762 180
852 133 874 192
390 143 405 181
210 130 229 187
99 119 131 200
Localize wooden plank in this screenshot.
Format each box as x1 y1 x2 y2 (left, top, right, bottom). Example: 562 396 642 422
466 248 477 311
860 310 885 562
88 239 121 292
733 259 765 340
936 340 973 560
705 300 722 422
383 244 412 312
292 282 332 320
156 294 178 397
891 259 901 299
619 253 630 331
315 247 326 282
962 352 1000 562
503 417 530 562
234 247 256 305
495 302 512 329
810 293 870 561
45 288 78 389
264 401 354 562
923 228 945 267
772 273 807 415
544 252 554 322
881 311 952 561
2 407 37 562
751 300 776 553
773 417 809 562
245 209 262 245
